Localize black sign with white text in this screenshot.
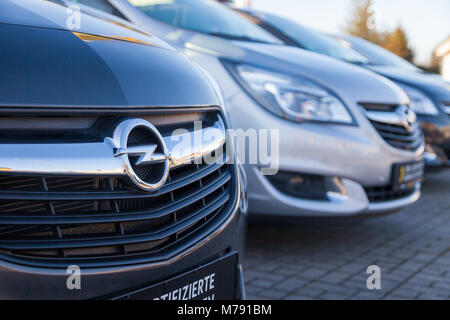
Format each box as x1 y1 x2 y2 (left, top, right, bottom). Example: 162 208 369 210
122 253 238 300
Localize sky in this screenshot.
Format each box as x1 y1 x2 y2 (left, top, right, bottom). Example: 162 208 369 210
243 0 450 66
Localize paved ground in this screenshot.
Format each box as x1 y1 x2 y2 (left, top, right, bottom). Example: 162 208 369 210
243 170 450 300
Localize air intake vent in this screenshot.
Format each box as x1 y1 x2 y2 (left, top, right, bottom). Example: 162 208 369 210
365 184 415 202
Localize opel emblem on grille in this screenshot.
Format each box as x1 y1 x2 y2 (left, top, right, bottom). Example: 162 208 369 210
112 119 171 191
396 105 416 132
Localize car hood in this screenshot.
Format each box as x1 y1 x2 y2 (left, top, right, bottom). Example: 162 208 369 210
367 65 450 102
182 36 408 106
0 0 220 108
0 0 173 50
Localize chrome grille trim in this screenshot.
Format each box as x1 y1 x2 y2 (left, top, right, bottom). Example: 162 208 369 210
0 111 237 267
362 105 424 152
0 117 226 175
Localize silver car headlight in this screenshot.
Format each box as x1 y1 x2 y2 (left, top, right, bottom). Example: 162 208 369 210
224 62 354 124
395 82 439 115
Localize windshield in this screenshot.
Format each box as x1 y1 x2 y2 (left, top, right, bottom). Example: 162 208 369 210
340 35 420 72
127 0 282 44
251 12 369 64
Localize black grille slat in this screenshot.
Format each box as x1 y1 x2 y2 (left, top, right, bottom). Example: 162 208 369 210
0 170 231 225
371 121 418 135
0 225 51 237
385 138 423 150
0 159 228 201
0 201 47 213
0 177 41 190
46 177 97 191
0 191 229 250
372 126 422 142
369 119 423 151
365 185 415 202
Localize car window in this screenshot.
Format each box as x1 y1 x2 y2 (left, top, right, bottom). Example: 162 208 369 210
343 36 420 72
127 0 282 44
255 12 369 64
69 0 117 14
68 0 129 20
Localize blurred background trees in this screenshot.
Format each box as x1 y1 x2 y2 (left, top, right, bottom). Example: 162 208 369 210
345 0 383 44
383 26 414 62
344 0 415 63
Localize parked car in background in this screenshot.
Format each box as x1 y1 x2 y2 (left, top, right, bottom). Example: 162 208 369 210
333 34 436 75
0 0 246 300
236 9 450 170
334 35 450 169
74 0 427 220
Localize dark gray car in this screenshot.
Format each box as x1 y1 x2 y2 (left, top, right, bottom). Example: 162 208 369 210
0 0 246 300
335 35 450 168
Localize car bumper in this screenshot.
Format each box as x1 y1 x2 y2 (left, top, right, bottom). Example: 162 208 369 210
246 165 421 217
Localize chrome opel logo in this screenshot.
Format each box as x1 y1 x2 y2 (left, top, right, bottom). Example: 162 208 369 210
396 105 416 131
112 118 171 191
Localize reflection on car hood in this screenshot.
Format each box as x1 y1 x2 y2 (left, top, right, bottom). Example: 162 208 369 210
0 0 173 50
0 0 220 108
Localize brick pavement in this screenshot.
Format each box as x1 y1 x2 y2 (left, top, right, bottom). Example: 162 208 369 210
244 170 450 300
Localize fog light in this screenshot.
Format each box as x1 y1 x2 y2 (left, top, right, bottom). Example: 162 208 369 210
267 171 346 200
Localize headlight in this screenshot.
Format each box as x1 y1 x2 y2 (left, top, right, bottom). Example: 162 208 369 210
224 62 354 124
395 82 439 115
442 103 450 115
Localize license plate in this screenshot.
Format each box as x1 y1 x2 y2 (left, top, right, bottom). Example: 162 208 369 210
123 253 238 300
392 160 424 191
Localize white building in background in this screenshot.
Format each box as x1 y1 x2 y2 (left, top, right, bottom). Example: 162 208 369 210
233 0 251 7
434 36 450 81
218 0 251 8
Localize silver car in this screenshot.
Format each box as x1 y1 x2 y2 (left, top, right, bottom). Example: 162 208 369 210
74 0 424 218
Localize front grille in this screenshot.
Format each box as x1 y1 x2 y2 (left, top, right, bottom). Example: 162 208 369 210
0 160 234 267
364 184 415 203
0 110 236 268
369 120 423 151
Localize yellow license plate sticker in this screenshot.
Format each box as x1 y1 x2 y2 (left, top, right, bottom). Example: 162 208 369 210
398 165 405 183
